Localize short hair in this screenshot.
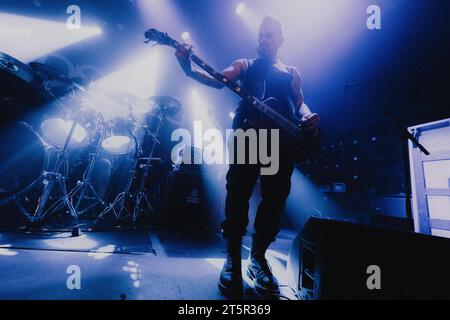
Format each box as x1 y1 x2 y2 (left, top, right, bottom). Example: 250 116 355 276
259 16 283 36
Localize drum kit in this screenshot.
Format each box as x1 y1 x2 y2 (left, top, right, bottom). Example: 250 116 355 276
0 52 182 228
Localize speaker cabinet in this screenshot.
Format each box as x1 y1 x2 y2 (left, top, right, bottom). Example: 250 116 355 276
287 218 450 300
161 167 219 229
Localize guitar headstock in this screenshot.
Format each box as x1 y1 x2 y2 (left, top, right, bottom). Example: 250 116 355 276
144 28 178 48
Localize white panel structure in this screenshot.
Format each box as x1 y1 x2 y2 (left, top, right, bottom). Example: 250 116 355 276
409 118 450 238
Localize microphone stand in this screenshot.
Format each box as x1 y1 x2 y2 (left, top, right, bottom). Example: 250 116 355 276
382 111 430 231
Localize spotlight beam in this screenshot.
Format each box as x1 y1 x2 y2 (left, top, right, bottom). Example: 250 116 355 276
93 48 163 102
0 12 102 62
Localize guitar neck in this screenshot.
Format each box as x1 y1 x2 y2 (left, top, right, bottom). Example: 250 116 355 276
168 39 302 138
169 40 244 98
191 53 246 98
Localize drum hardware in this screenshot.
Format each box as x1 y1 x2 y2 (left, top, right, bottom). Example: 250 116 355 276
148 96 182 116
39 97 98 150
101 115 137 155
130 107 165 224
40 116 90 149
51 115 109 217
9 66 94 226
0 117 49 219
94 133 139 224
94 108 164 225
1 53 185 229
28 61 78 99
32 116 80 224
11 92 97 223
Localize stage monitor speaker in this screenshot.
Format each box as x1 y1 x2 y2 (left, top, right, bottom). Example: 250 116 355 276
287 218 450 300
161 167 219 230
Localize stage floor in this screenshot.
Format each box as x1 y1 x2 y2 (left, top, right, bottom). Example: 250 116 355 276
0 228 297 300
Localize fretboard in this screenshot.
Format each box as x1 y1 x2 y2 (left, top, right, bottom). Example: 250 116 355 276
190 53 246 99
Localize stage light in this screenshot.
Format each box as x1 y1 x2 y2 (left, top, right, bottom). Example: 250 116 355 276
234 3 261 35
236 3 246 16
0 12 102 62
137 0 188 38
94 48 163 101
181 31 190 41
228 111 235 119
186 88 227 209
188 88 217 131
0 245 18 256
286 168 344 231
123 261 141 288
240 0 369 79
44 234 98 250
87 244 116 260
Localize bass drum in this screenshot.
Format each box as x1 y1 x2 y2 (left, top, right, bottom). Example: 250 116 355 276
0 117 47 198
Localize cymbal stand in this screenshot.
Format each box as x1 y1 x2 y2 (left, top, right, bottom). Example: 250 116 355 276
130 110 163 224
67 116 108 216
32 118 79 223
94 110 163 225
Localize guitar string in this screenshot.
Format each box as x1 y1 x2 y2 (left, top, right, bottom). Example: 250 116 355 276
248 95 303 138
184 50 304 139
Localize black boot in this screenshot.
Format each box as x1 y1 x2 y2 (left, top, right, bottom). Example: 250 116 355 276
219 237 243 298
246 235 279 297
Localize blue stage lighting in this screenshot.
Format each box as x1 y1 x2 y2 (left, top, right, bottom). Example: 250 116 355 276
236 3 246 16
181 31 190 41
0 12 102 62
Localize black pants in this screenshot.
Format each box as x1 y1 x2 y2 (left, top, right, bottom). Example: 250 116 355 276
222 144 295 243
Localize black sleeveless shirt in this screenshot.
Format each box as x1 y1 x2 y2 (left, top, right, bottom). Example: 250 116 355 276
233 58 298 129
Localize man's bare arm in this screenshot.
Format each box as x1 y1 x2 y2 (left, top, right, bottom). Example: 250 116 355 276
175 44 245 89
189 60 245 89
290 66 320 133
290 66 307 115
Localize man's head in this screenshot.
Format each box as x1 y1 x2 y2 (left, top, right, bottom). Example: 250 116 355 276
257 16 284 60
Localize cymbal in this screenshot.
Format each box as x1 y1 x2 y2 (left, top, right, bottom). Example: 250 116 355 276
148 95 181 115
28 62 79 98
76 89 126 119
1 52 35 82
106 91 154 114
0 52 52 121
28 62 75 86
28 62 68 80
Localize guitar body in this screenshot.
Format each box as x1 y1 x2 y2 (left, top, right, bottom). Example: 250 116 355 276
240 97 319 163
